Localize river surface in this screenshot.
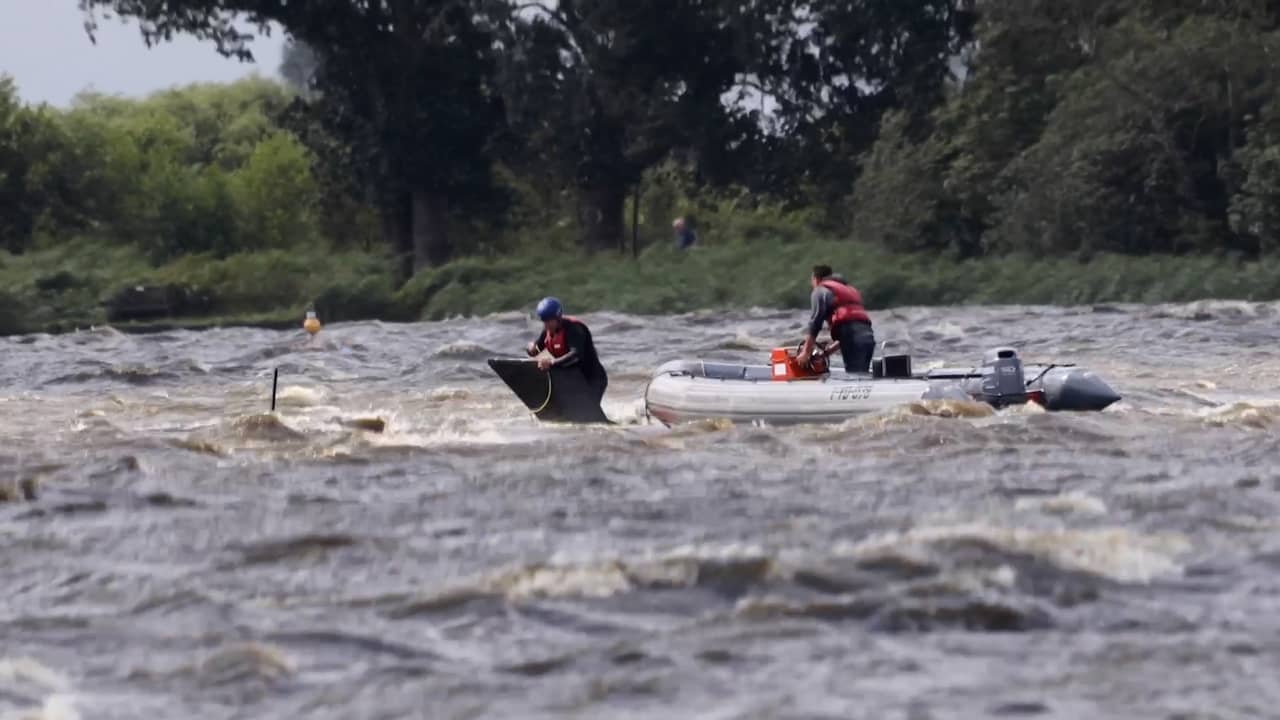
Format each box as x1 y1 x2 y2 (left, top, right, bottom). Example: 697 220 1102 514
2 302 1279 719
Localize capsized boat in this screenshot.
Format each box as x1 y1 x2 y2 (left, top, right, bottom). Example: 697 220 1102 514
487 358 612 424
643 342 1121 426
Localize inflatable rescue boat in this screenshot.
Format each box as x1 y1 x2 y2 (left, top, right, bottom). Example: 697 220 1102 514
489 342 1120 426
642 342 1122 426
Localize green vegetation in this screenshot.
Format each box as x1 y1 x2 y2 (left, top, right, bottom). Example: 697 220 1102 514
6 224 1278 337
3 2 1280 335
400 240 1280 321
0 75 382 334
0 237 391 335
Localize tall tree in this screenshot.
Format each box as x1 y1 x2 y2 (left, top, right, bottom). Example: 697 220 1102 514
0 76 111 253
750 0 977 213
80 0 507 280
0 76 47 253
497 1 772 251
848 0 1280 258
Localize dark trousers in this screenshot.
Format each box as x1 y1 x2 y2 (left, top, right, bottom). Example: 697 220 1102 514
834 322 875 374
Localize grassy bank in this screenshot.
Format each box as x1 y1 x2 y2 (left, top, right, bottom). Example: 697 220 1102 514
0 239 393 335
4 237 1280 336
401 241 1280 318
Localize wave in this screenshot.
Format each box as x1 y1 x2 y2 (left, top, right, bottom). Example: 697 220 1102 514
0 658 79 720
230 414 307 442
231 533 360 566
42 365 181 387
1198 401 1280 429
380 523 1187 633
196 642 295 687
431 342 499 361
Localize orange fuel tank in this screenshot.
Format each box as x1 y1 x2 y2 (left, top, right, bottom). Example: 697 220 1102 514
769 346 829 380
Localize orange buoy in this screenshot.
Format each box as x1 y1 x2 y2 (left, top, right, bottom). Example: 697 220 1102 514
303 309 321 335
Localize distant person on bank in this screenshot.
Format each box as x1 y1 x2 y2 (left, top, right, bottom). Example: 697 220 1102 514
673 217 697 250
526 297 609 403
796 265 876 374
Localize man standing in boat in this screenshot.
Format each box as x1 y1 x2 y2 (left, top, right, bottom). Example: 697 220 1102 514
526 297 609 403
796 265 876 374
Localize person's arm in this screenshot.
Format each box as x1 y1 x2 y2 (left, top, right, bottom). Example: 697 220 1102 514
551 323 587 366
526 333 546 357
798 287 830 365
549 348 579 366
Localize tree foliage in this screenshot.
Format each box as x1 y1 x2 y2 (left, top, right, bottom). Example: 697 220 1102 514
80 0 508 279
496 1 771 250
852 0 1280 259
753 0 976 213
1 77 98 253
0 75 345 261
0 0 1272 285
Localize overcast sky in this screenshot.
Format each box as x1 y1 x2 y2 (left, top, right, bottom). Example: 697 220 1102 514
0 0 286 107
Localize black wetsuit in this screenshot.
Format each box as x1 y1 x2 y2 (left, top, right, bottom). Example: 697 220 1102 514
531 319 608 402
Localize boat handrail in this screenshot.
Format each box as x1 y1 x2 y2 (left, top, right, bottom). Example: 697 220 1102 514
876 339 913 357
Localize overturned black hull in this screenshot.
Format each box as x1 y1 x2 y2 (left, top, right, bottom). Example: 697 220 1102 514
487 358 611 424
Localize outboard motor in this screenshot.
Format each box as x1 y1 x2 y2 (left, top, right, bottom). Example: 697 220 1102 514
871 340 913 379
978 347 1027 407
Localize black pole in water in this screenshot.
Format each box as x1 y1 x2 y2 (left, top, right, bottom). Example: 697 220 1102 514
270 367 279 412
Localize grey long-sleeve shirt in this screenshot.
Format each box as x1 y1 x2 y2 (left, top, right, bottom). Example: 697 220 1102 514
808 285 836 337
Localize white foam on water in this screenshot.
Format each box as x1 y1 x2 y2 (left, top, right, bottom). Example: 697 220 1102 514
0 659 79 720
0 696 80 720
0 659 69 693
431 341 493 358
1015 491 1109 517
197 642 295 686
603 396 646 424
837 523 1190 584
357 410 570 449
420 541 775 603
428 386 473 401
1196 400 1280 428
273 385 326 406
501 563 635 601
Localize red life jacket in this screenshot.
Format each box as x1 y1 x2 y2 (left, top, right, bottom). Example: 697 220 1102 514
542 316 583 358
820 280 870 327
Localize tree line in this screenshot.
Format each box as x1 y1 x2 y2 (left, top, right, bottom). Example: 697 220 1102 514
0 76 370 261
6 1 1278 290
852 0 1280 260
70 0 976 281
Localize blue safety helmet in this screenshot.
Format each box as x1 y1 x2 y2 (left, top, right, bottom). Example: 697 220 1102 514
535 296 563 321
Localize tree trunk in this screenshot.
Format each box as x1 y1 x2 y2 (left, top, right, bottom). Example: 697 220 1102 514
382 191 414 286
577 183 627 252
411 188 452 271
631 181 641 258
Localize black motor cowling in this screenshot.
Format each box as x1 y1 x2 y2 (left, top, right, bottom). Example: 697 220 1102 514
871 340 913 379
978 347 1027 407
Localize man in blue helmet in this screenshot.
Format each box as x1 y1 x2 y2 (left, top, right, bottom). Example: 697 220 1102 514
526 297 608 403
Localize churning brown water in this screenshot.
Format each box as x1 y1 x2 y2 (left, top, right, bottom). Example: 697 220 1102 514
2 302 1279 719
